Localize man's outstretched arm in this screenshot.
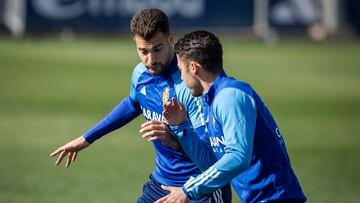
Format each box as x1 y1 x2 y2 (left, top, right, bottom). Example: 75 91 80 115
50 96 142 167
83 96 142 143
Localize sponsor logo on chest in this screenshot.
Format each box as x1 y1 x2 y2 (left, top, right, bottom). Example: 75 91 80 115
139 86 170 122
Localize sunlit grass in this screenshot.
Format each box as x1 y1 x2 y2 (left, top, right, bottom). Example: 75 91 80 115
0 37 359 202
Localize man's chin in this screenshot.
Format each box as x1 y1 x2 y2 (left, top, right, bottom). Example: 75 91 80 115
190 87 204 97
148 69 160 74
147 67 163 74
191 91 203 97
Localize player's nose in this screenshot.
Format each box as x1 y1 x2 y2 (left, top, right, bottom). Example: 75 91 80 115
148 52 158 64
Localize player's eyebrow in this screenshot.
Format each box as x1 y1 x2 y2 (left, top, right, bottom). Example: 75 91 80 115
138 43 163 51
152 44 163 49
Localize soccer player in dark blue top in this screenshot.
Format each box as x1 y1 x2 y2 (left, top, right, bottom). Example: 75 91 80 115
49 9 231 203
155 31 307 203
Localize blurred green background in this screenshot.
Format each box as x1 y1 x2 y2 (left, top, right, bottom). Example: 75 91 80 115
0 37 359 203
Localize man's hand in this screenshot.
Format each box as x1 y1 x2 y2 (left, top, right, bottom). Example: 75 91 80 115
163 97 187 125
50 136 90 168
155 185 189 203
140 120 180 150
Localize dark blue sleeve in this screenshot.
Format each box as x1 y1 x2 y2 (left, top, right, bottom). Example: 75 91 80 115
82 96 142 143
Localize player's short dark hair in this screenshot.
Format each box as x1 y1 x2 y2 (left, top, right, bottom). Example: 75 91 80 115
174 30 223 74
130 8 170 40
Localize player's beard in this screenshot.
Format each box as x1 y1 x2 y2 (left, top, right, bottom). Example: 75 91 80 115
188 77 204 97
190 86 204 97
147 63 165 74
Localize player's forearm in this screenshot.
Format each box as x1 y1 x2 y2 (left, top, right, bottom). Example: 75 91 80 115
169 120 217 171
183 150 250 200
184 123 254 199
183 121 253 200
83 96 141 143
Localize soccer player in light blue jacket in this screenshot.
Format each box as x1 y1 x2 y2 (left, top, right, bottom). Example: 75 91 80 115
50 9 231 203
155 31 307 203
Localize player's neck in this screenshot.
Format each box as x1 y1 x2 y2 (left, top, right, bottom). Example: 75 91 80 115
201 72 220 94
165 50 175 68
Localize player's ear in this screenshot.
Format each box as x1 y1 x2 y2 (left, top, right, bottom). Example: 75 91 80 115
132 34 138 42
189 61 201 76
168 32 174 44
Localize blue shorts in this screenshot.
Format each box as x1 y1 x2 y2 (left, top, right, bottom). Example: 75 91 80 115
137 175 232 203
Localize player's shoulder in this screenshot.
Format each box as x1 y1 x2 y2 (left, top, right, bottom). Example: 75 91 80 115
131 63 148 85
222 77 253 94
213 87 257 125
213 77 255 103
214 83 256 111
133 63 147 77
216 87 249 100
214 88 245 104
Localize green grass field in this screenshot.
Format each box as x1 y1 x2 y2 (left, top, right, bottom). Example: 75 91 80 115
0 36 359 203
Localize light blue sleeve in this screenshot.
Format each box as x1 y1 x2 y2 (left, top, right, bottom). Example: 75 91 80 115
129 63 147 102
182 88 257 200
169 120 217 172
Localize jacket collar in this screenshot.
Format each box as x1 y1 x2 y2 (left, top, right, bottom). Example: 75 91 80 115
203 71 227 105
